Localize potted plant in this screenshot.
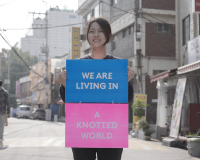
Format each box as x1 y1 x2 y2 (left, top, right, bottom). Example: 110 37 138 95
187 130 200 157
136 119 150 140
144 129 153 141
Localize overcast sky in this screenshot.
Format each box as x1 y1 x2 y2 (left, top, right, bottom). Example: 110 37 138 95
0 0 78 51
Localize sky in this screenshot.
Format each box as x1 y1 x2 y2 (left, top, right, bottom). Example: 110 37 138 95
0 0 78 51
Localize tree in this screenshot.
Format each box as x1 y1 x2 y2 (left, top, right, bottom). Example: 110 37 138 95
1 48 38 107
131 100 149 120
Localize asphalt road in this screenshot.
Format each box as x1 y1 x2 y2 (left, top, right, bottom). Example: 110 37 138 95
0 118 199 160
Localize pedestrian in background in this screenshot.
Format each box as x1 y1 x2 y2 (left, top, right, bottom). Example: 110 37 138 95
0 80 10 149
58 17 134 160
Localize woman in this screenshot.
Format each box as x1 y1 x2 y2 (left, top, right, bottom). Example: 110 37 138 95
59 17 135 160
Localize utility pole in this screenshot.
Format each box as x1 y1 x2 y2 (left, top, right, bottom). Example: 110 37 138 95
7 50 10 93
29 8 49 109
135 0 143 94
7 42 18 93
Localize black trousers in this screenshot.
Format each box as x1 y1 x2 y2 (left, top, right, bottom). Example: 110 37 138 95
72 148 123 160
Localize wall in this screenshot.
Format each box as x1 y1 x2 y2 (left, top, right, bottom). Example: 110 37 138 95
142 0 175 11
145 23 175 57
176 0 200 67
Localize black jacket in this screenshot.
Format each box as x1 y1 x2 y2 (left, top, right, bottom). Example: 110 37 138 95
59 55 134 103
0 86 10 114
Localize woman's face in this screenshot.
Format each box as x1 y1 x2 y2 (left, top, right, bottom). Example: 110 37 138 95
88 22 107 48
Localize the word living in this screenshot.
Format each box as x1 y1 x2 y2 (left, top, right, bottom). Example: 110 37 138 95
76 72 118 90
78 112 118 139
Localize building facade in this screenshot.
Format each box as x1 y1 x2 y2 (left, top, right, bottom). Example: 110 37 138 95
21 7 82 59
176 0 200 67
78 0 176 130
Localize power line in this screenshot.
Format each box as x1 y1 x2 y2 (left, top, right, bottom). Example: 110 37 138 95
1 22 83 31
0 33 45 78
0 0 19 7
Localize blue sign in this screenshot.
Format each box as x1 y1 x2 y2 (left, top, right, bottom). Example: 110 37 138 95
65 59 128 103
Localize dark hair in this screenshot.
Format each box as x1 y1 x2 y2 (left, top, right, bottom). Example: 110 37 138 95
0 80 2 86
86 17 112 46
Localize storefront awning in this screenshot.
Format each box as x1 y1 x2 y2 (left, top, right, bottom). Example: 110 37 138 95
150 69 177 83
177 60 200 74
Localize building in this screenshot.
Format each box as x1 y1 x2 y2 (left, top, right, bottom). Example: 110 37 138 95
21 18 46 59
77 0 176 130
150 0 200 140
19 76 32 106
21 7 82 59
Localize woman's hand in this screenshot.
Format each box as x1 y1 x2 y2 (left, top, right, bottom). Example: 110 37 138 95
58 70 67 88
127 66 135 82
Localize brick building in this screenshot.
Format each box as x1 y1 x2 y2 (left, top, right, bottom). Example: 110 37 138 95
77 0 176 131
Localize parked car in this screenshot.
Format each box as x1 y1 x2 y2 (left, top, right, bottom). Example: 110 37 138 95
29 109 45 120
16 105 31 119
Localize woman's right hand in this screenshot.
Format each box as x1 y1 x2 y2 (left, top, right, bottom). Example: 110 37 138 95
58 70 67 88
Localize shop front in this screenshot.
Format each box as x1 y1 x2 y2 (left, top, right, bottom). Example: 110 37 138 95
150 60 200 141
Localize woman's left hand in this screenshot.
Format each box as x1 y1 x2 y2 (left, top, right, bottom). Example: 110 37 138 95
127 66 135 82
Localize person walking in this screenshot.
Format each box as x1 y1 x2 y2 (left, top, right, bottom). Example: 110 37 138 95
58 17 135 160
0 80 10 149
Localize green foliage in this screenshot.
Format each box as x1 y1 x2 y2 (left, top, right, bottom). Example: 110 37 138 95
144 129 153 136
137 119 150 131
1 48 38 107
186 132 199 138
131 100 149 120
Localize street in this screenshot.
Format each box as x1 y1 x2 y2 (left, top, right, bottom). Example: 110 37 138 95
0 118 198 160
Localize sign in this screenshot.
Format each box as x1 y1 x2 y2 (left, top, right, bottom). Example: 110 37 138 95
169 78 187 138
65 59 128 103
16 81 20 98
192 0 200 13
0 52 1 77
188 35 200 64
54 69 61 84
65 103 128 148
72 27 80 59
134 94 147 105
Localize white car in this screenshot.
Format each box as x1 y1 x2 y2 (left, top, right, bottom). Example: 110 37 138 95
16 105 31 119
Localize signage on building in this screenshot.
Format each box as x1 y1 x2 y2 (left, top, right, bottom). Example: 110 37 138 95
65 59 128 103
169 78 187 138
188 36 200 64
54 69 61 84
65 103 128 148
134 94 147 105
192 0 200 13
72 27 80 59
16 81 20 98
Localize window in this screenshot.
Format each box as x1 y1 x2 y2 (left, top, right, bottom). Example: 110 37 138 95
69 15 76 18
183 16 190 46
122 30 126 38
94 4 100 17
129 26 134 35
157 24 170 33
86 13 91 25
26 107 30 111
126 28 129 36
111 0 117 5
112 35 118 50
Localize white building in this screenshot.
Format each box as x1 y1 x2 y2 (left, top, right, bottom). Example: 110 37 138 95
21 7 82 59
